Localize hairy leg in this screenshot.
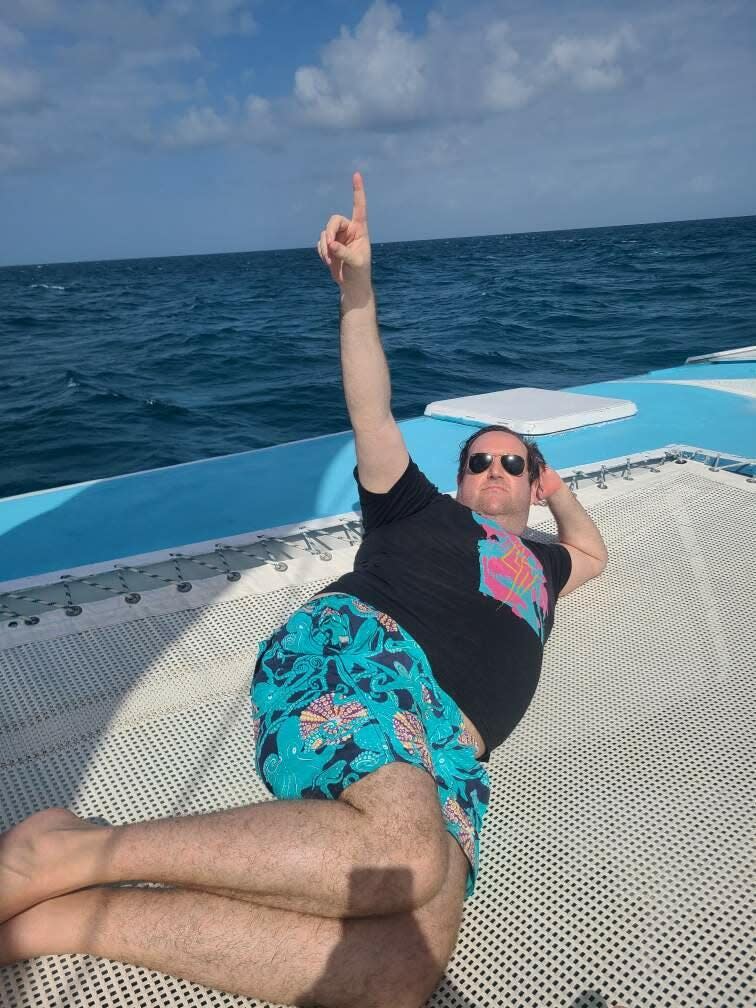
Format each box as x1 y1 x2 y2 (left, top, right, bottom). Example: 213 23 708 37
0 762 450 925
1 835 468 1008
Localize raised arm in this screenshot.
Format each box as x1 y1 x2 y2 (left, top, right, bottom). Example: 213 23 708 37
316 172 408 493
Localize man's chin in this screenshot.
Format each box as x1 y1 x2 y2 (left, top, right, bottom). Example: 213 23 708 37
475 493 528 532
457 488 529 532
476 503 528 533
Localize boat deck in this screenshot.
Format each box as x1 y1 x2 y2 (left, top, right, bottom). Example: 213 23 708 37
2 453 754 1007
2 360 755 588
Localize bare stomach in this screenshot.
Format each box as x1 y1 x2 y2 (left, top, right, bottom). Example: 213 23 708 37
459 714 486 759
309 591 487 760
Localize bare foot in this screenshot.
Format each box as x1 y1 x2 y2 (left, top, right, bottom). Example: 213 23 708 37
1 892 69 965
0 808 108 924
0 888 103 965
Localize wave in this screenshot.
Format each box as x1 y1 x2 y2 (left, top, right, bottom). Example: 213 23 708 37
1 215 753 499
63 370 192 416
143 398 193 418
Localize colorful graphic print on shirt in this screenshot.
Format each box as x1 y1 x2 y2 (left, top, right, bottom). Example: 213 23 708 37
471 512 549 641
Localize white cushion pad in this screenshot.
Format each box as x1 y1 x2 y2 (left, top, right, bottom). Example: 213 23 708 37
424 386 636 435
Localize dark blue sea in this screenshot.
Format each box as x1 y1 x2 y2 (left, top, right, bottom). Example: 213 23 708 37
2 215 755 500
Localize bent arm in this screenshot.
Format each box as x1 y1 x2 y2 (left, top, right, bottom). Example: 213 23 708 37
545 483 608 595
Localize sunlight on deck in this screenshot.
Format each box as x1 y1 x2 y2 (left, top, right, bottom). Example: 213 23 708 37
1 457 753 1007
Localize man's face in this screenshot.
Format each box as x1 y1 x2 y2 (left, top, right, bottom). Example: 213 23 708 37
456 431 538 533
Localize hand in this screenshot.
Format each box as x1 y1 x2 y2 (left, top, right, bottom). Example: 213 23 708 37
536 465 564 502
316 172 371 288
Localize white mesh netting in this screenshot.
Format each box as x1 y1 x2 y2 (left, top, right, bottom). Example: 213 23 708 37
1 461 754 1007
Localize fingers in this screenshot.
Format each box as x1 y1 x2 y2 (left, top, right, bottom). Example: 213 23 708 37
316 215 350 265
316 230 345 285
327 239 349 260
315 170 367 270
326 213 350 243
317 229 328 264
352 171 367 223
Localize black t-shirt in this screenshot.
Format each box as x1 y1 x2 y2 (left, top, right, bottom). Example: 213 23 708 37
322 458 572 761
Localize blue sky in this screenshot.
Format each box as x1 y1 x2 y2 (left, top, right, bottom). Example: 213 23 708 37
0 0 754 266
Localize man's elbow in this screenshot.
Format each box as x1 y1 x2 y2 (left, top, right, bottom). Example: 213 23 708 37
579 544 608 584
594 542 608 576
565 538 608 578
577 553 606 585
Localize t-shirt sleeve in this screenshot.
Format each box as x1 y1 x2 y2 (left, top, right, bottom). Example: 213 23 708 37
355 457 440 534
541 541 573 599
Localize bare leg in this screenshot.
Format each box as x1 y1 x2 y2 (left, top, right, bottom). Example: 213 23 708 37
0 763 450 924
1 835 468 1008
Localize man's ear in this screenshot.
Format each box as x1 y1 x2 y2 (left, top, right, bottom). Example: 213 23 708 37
530 479 542 505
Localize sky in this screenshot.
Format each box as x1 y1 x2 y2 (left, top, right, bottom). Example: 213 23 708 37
0 0 754 266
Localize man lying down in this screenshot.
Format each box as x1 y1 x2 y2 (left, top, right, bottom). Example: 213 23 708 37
0 174 607 1008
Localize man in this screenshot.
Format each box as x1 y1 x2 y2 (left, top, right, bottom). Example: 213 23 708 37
0 174 606 1008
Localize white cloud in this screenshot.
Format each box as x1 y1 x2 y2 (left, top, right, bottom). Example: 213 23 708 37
481 21 534 110
0 0 647 177
0 66 43 110
162 93 279 149
292 2 536 129
163 105 232 148
293 2 634 131
242 94 273 132
294 1 428 129
0 3 265 176
544 28 637 92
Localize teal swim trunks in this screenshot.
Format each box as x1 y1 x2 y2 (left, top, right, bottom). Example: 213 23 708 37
250 593 491 899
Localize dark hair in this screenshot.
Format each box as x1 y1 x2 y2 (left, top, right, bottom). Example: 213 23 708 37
456 425 545 485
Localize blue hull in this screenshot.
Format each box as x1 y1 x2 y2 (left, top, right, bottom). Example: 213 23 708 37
2 358 754 585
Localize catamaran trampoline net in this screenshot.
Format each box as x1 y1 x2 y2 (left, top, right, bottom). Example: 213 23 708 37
1 458 754 1008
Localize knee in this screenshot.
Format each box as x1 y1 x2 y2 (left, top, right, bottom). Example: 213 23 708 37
400 828 449 910
369 842 448 915
357 816 449 914
341 762 450 913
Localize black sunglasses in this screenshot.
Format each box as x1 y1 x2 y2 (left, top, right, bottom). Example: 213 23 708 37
467 452 526 477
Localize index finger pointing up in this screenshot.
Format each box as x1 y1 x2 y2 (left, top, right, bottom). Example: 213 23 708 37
352 171 367 224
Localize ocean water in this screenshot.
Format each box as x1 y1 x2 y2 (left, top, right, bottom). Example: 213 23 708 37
2 215 755 500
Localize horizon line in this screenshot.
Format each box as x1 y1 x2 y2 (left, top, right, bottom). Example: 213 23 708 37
2 210 754 271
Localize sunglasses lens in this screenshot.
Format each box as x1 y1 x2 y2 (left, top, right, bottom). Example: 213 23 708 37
503 455 526 476
467 453 528 475
468 453 491 474
467 453 526 476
